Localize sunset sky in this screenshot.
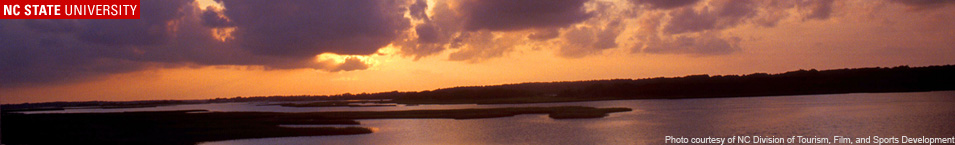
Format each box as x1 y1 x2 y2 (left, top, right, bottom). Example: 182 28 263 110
2 0 954 103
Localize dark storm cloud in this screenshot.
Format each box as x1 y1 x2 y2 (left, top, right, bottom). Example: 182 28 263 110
890 0 955 7
397 0 597 61
394 0 452 59
77 0 191 46
459 0 593 31
655 0 835 35
630 0 758 56
630 0 700 9
631 0 839 56
1 0 194 87
200 9 232 28
408 0 429 20
446 31 512 62
663 0 757 34
1 0 408 88
593 21 622 50
23 20 78 33
395 0 459 59
415 23 441 43
559 20 622 58
805 0 834 20
890 0 955 10
221 0 410 58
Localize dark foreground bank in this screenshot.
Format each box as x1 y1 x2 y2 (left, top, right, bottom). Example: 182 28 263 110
1 106 630 145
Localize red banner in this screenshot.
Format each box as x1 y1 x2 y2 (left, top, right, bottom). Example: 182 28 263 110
1 0 140 19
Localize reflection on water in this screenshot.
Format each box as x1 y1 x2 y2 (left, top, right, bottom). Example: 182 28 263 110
28 91 955 145
200 91 955 145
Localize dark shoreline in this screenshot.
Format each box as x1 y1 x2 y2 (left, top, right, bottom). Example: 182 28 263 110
1 106 631 145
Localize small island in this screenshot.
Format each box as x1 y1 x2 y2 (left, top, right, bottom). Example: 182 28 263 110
276 101 398 107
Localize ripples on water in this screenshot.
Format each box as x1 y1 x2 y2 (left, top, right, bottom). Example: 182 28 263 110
25 91 955 145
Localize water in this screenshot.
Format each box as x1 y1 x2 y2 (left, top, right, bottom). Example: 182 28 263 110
22 91 955 145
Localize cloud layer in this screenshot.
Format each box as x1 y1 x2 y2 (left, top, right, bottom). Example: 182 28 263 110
1 0 406 87
458 0 593 31
222 0 409 58
2 0 952 88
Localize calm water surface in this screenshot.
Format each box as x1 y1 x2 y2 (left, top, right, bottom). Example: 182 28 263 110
28 91 955 145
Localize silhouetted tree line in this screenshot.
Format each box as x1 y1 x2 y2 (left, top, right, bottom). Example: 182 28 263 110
210 65 955 103
555 65 955 99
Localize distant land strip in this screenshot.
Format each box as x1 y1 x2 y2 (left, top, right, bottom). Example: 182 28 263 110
3 65 955 110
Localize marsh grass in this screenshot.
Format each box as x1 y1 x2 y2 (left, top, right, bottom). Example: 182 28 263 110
2 106 630 145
